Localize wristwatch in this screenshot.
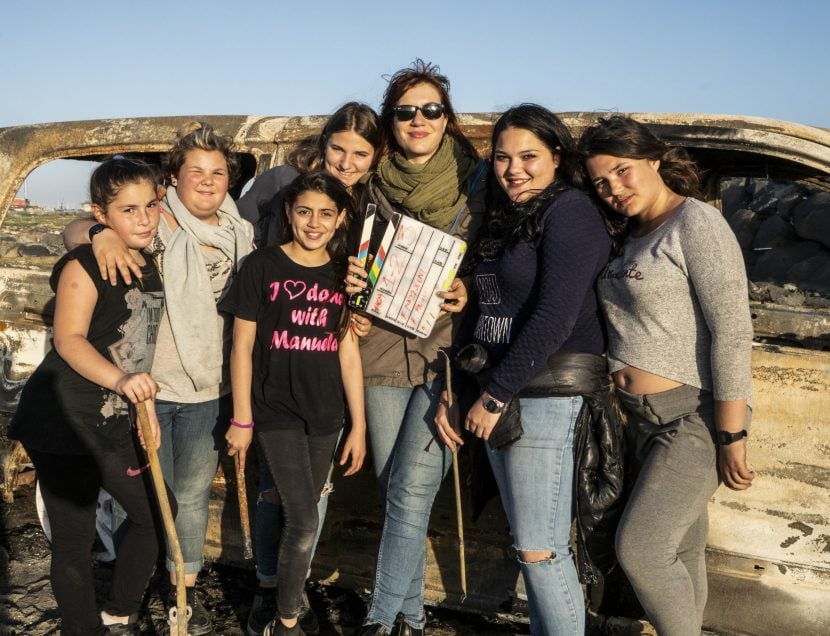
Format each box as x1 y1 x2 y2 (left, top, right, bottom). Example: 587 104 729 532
88 223 108 241
716 430 748 445
482 394 505 414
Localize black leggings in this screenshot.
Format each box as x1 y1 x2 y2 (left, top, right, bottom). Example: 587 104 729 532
256 427 340 619
27 444 174 636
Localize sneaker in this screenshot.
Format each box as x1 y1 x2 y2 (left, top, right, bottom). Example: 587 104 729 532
263 617 305 636
103 613 140 635
247 586 278 636
167 587 213 635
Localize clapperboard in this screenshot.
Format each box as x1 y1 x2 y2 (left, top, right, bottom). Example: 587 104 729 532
348 204 467 337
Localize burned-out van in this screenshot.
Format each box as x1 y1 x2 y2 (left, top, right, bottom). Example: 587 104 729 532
0 114 828 635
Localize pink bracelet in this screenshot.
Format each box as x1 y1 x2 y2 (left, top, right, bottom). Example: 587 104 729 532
230 418 254 429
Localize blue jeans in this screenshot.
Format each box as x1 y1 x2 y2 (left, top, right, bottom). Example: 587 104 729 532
155 397 227 575
488 395 585 636
364 381 452 630
253 430 341 585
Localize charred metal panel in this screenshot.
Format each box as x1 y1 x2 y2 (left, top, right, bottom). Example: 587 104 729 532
705 344 830 633
751 302 830 348
0 262 53 415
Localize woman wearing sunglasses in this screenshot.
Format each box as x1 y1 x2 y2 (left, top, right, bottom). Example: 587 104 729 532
348 59 485 636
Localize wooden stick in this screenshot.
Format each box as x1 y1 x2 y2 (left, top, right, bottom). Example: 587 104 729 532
135 402 188 636
235 454 253 559
441 350 467 601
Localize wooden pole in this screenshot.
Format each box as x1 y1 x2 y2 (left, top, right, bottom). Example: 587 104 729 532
235 454 253 559
135 402 188 636
441 350 467 601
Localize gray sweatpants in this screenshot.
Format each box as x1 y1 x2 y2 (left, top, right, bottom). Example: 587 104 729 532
615 384 719 636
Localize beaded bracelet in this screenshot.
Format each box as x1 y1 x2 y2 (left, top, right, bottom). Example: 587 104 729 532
230 418 254 429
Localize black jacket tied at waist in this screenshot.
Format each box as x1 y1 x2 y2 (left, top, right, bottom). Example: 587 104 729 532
455 345 625 584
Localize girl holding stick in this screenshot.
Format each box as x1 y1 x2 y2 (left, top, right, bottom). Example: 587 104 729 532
10 158 168 635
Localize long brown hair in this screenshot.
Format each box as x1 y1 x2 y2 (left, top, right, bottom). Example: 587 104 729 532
579 115 701 197
288 102 380 172
579 115 702 254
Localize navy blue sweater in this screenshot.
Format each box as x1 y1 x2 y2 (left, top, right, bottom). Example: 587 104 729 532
468 188 610 403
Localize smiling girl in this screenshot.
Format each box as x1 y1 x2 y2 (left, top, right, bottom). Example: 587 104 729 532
236 102 379 635
63 123 255 634
436 104 611 635
10 158 167 635
238 102 379 249
221 171 366 636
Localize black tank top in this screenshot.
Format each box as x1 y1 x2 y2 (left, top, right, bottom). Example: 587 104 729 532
9 246 164 455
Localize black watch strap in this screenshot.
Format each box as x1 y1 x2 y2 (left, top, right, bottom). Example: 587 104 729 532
88 223 107 242
482 396 505 414
716 430 748 446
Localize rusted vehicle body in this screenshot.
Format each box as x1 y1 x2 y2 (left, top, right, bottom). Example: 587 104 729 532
0 114 828 635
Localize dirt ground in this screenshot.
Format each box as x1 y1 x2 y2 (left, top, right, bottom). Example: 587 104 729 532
0 479 530 635
1 477 699 635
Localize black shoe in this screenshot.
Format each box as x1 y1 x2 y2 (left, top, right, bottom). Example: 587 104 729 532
359 624 391 636
392 613 424 636
298 590 320 635
247 586 278 636
263 617 305 636
167 587 214 635
104 613 140 635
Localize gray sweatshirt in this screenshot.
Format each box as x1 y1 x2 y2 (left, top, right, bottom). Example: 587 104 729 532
597 198 753 401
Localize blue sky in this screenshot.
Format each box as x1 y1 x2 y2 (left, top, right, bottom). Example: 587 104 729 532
3 0 828 206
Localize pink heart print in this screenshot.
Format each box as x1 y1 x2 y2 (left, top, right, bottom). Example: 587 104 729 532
283 280 307 300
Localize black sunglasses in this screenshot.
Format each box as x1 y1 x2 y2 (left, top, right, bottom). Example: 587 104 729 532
392 103 446 121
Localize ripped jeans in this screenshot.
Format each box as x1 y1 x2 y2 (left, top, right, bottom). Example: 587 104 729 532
253 430 341 586
255 427 341 618
487 395 585 636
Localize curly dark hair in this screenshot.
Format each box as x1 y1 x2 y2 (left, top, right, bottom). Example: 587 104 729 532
473 104 584 263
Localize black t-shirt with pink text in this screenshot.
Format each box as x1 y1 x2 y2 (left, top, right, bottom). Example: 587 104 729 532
220 246 346 435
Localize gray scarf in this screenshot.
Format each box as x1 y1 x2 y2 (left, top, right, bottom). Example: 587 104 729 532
160 187 253 391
